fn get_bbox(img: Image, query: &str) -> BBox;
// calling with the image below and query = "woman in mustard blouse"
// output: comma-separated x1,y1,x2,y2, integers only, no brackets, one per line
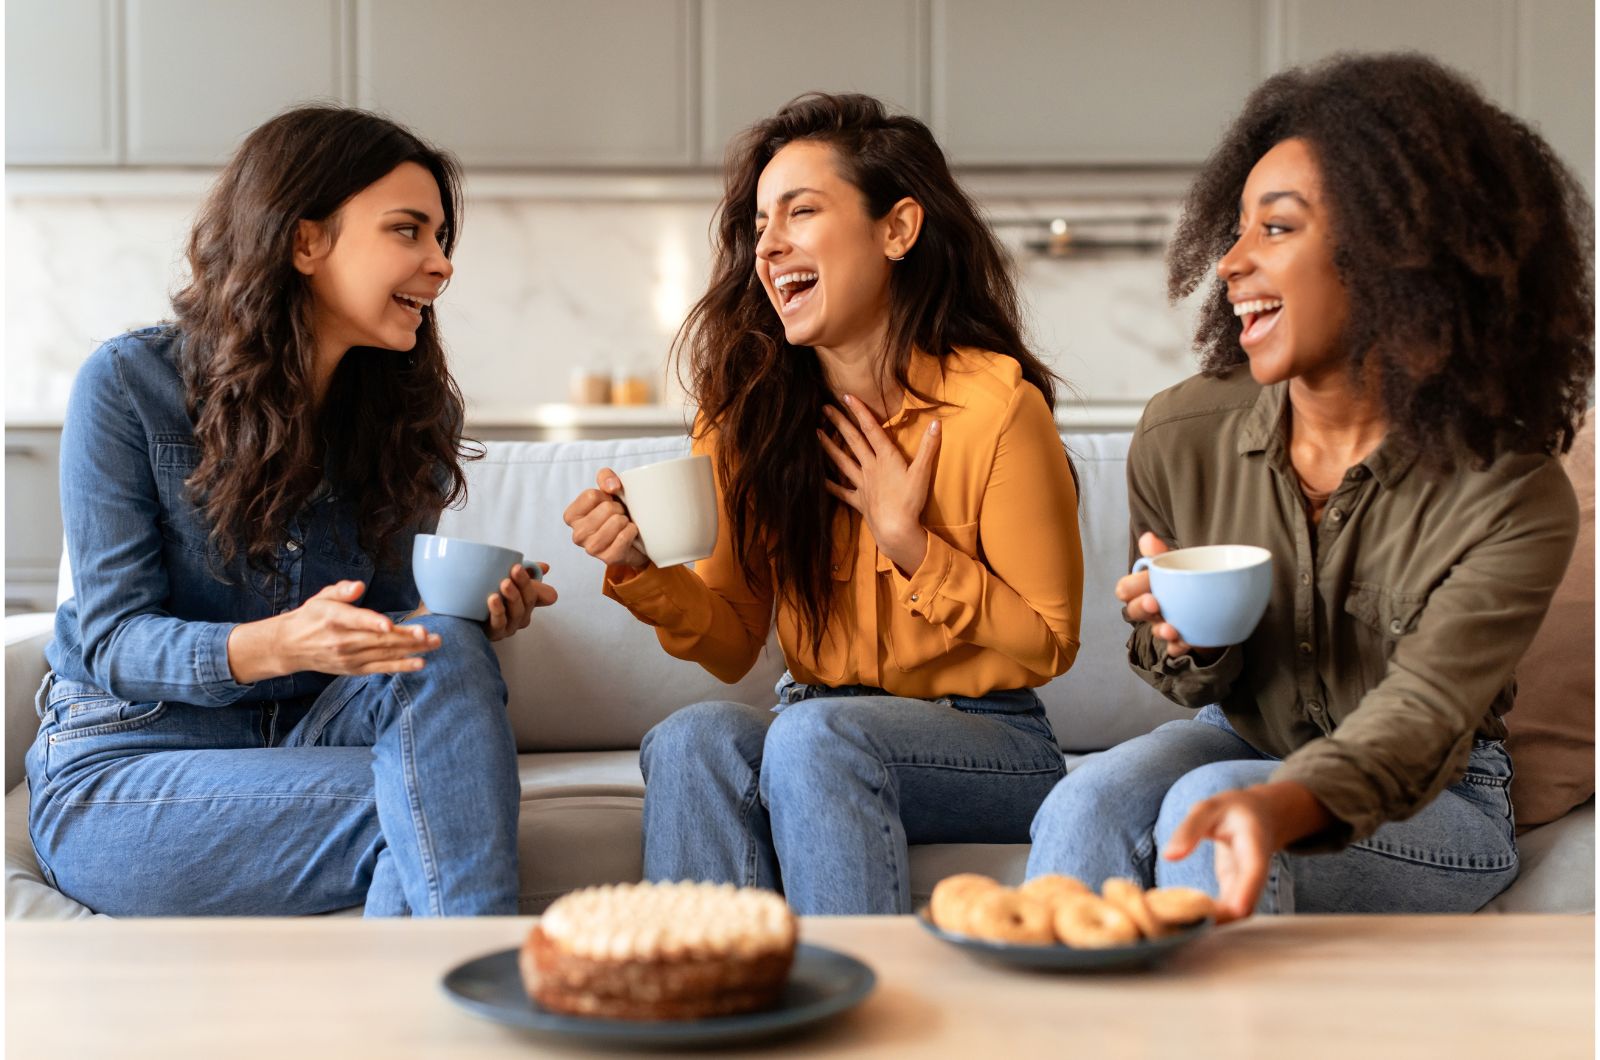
563,93,1083,914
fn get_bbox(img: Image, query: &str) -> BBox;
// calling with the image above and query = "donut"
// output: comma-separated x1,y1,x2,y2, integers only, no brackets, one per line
964,889,1056,945
1051,893,1141,949
928,873,1002,935
1018,874,1091,910
1101,877,1165,939
1145,886,1216,928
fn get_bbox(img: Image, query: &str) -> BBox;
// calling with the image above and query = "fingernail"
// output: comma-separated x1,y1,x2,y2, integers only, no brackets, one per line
607,478,619,490
928,421,939,435
843,394,853,404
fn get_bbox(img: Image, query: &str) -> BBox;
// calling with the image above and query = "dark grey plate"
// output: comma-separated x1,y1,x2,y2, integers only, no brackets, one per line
916,909,1212,971
440,942,875,1049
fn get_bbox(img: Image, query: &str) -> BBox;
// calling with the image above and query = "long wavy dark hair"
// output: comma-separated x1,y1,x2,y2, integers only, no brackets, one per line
676,92,1064,652
1168,52,1594,467
171,105,475,591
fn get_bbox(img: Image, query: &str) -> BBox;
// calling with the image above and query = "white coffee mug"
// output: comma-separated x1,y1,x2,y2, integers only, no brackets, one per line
617,454,719,568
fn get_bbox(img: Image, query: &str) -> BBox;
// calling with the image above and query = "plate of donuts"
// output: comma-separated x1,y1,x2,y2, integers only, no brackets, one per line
917,874,1214,971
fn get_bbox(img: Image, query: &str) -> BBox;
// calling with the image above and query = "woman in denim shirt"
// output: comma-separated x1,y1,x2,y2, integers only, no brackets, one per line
26,107,554,916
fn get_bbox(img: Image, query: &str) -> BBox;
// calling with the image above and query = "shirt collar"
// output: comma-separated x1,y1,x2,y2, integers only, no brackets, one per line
1236,378,1417,487
883,347,946,427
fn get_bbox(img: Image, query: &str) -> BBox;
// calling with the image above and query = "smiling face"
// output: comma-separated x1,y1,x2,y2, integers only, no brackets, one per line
296,161,454,354
753,140,907,352
1216,138,1350,387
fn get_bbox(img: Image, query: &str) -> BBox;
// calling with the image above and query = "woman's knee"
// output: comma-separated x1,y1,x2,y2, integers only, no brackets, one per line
408,614,505,692
640,700,765,773
761,698,886,788
1155,760,1275,838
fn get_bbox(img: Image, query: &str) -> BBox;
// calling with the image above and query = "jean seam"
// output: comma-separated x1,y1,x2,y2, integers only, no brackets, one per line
46,702,169,743
61,793,375,808
1350,837,1518,872
393,675,444,916
872,756,901,912
738,774,764,888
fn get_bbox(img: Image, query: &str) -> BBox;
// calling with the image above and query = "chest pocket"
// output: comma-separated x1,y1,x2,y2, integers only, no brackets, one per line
1342,582,1427,691
153,442,213,554
882,521,979,672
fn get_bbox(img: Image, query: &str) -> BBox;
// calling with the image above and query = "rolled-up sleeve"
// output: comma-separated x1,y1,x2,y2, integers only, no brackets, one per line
1123,413,1245,706
61,342,255,705
1275,457,1579,850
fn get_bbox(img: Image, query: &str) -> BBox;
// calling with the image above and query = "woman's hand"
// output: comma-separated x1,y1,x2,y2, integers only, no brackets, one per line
228,580,440,683
819,394,940,575
1161,780,1335,923
563,468,650,581
484,562,558,642
1116,532,1208,659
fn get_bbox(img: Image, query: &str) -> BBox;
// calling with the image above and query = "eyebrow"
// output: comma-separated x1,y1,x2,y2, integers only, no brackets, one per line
1238,190,1310,212
755,187,823,220
383,208,434,224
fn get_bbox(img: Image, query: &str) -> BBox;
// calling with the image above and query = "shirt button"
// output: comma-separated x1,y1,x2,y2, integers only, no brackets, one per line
1389,619,1405,635
1299,572,1311,586
1327,508,1343,522
286,540,301,552
1308,700,1323,715
831,564,839,572
1298,641,1313,656
910,593,920,603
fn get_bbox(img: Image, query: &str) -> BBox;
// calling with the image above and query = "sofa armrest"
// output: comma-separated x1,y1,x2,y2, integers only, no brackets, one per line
5,613,54,793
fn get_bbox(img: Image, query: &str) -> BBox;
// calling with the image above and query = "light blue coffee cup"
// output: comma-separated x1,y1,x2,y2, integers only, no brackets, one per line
1131,545,1273,648
412,533,539,622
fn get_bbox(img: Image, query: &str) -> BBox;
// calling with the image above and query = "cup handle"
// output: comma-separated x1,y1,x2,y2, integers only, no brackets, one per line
1131,557,1152,575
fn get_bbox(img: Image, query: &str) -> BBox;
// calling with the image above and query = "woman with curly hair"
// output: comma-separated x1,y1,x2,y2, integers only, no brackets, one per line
563,93,1083,914
1028,52,1591,920
26,106,556,915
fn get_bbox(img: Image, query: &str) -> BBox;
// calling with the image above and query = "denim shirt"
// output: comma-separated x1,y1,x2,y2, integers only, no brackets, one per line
47,326,432,706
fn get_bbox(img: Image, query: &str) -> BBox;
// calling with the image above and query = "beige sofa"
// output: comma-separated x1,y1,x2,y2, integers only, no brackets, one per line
6,432,1593,917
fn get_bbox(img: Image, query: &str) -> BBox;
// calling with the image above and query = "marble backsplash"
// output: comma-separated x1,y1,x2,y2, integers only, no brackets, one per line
4,181,1202,424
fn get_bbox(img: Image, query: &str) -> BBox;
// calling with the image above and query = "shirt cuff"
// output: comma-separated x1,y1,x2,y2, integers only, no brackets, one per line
603,564,690,626
1271,744,1375,853
893,530,954,620
196,622,256,706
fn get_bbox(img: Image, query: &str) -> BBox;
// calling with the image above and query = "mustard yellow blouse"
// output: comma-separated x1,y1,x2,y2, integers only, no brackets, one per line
604,348,1083,699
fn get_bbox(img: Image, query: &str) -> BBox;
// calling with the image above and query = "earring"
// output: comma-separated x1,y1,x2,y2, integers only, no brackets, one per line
887,253,905,262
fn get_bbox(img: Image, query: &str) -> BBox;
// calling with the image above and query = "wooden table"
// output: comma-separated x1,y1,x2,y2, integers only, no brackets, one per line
7,915,1593,1058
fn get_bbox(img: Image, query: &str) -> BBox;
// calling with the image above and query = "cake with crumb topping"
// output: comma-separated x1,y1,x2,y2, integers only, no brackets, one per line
520,881,798,1020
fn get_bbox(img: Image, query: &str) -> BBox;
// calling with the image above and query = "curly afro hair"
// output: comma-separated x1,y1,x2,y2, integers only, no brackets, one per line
1168,51,1593,467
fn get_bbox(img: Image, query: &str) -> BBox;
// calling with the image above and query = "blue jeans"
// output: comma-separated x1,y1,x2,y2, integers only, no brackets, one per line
1026,705,1519,913
25,614,520,917
638,674,1067,915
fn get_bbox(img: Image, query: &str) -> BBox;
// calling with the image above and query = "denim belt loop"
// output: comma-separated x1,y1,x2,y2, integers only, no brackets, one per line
34,670,56,720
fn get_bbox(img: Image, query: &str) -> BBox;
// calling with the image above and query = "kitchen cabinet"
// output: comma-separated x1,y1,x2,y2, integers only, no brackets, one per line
699,0,926,164
1516,0,1594,192
5,430,64,615
125,0,347,164
930,0,1264,165
1281,0,1512,99
4,0,119,164
356,0,695,167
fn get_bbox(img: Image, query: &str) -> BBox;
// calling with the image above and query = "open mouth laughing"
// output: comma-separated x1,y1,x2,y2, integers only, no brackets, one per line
1234,296,1283,347
772,270,819,315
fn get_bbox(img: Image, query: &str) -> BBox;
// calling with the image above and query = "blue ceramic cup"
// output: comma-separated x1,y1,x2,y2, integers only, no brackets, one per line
1131,545,1273,648
411,533,539,622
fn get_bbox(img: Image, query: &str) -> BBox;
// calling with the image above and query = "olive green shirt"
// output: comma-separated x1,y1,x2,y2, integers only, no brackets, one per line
1126,370,1578,851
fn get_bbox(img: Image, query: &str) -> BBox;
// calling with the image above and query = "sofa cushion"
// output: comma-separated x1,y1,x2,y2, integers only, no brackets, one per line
1504,413,1595,829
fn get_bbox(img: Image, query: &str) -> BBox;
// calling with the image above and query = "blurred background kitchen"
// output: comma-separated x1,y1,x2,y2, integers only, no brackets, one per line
5,0,1594,613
